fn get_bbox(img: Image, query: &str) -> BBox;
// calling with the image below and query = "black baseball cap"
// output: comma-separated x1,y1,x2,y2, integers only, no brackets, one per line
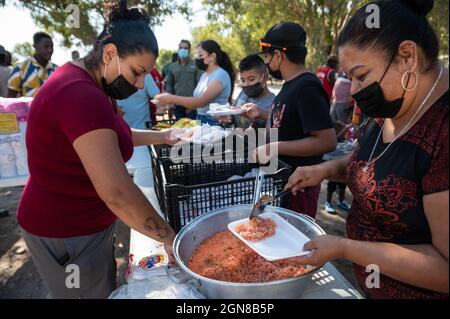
258,22,307,54
0,45,5,56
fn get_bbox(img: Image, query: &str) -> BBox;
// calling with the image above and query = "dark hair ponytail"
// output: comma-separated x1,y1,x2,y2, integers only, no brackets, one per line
199,40,236,103
337,0,439,72
85,0,158,70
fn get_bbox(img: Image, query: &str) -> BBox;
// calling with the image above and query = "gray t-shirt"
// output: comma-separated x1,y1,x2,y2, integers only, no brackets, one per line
233,90,276,128
193,67,231,115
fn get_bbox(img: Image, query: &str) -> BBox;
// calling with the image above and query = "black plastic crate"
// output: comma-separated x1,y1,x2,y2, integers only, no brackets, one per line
150,144,246,212
149,135,251,210
151,133,250,161
151,149,292,232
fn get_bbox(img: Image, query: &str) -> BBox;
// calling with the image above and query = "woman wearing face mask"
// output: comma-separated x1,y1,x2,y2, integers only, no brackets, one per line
16,0,179,299
285,0,448,298
155,40,235,125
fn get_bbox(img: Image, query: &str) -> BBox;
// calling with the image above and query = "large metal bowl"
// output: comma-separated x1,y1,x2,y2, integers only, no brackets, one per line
172,205,326,299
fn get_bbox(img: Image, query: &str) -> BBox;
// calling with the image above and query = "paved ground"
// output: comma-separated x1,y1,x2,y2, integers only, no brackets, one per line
0,181,363,298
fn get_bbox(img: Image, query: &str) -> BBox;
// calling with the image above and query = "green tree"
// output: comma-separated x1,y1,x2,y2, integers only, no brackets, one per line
191,22,247,70
429,0,449,61
2,0,191,48
12,42,34,64
156,48,176,72
202,0,449,70
202,0,369,69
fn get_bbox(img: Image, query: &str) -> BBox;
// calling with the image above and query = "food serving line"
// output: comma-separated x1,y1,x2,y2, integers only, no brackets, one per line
124,140,364,299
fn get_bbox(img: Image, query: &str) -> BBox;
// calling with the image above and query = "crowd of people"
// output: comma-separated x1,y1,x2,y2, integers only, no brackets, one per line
0,0,447,300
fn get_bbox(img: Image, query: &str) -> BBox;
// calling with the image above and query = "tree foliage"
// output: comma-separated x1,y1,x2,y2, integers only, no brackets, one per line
200,0,449,70
191,22,248,73
156,48,175,72
3,0,191,47
12,42,34,64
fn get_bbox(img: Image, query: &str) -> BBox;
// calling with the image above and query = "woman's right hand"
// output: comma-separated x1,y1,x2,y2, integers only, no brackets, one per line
285,164,329,195
161,232,177,265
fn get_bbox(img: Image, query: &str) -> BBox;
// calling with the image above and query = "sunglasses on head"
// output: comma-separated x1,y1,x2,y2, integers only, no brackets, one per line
259,40,288,52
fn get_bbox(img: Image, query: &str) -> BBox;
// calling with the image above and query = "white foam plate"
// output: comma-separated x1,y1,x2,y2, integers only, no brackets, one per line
175,129,230,145
207,109,246,116
228,212,311,261
150,99,160,104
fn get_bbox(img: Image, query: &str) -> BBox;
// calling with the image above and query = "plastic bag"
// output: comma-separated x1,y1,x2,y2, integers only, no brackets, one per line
0,134,18,177
0,98,32,178
109,267,205,299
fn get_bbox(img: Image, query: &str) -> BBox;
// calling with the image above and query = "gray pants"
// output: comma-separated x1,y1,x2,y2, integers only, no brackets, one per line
21,222,117,299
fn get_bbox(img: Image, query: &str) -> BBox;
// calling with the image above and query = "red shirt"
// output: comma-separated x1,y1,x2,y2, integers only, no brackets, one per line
150,68,163,92
17,63,134,238
149,68,164,122
316,65,334,100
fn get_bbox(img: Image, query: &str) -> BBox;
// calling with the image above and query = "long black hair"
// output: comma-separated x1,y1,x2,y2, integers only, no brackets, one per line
85,0,159,70
337,0,439,72
199,40,236,103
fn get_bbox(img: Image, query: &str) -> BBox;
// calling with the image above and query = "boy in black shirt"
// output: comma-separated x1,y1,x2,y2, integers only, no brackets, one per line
245,22,337,218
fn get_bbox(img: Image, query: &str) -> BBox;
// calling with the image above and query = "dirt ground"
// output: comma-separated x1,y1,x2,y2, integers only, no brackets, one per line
0,182,364,299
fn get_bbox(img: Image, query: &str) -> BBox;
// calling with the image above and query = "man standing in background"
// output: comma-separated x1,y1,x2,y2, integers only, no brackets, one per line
164,39,202,120
0,45,11,97
4,51,12,67
7,32,58,98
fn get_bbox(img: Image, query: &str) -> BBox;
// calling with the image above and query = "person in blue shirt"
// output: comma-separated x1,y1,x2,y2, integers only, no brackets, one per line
117,74,160,129
155,40,235,125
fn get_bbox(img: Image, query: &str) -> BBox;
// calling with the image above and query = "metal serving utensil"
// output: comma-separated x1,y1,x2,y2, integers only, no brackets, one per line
250,187,292,219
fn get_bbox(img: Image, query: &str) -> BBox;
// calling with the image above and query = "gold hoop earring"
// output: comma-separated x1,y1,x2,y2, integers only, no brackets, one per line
401,70,419,91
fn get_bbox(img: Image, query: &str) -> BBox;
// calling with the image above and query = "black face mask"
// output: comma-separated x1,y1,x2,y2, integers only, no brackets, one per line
102,56,137,100
242,75,265,98
266,54,283,80
195,57,208,71
352,55,408,118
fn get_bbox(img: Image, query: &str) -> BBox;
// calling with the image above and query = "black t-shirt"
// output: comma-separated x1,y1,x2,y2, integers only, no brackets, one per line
269,72,333,168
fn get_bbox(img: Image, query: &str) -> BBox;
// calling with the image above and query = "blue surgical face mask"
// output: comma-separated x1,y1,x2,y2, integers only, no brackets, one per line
178,48,189,59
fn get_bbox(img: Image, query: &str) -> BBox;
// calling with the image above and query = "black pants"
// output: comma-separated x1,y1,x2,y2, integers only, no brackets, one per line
327,181,347,196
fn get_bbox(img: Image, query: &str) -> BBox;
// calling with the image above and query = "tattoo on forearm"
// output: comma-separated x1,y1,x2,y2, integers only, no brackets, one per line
144,218,168,240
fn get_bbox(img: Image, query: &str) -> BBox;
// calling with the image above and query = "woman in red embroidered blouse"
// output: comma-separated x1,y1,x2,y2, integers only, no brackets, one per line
285,0,448,298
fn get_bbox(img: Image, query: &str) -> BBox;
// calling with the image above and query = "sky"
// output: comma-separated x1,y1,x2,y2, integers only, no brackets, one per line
0,1,207,66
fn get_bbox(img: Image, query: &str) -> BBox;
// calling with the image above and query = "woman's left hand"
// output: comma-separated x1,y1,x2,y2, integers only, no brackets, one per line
289,235,348,267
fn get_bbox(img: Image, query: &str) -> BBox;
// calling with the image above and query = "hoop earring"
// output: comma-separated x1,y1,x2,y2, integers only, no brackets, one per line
401,70,419,91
